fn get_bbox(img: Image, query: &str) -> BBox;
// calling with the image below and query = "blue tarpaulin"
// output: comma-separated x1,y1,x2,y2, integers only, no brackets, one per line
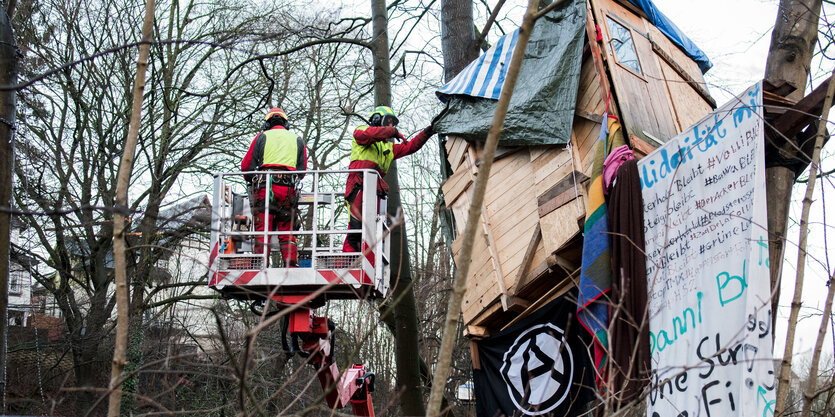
627,0,713,73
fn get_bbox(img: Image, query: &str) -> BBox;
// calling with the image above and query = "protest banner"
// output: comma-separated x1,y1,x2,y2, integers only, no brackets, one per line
473,291,595,416
639,82,775,417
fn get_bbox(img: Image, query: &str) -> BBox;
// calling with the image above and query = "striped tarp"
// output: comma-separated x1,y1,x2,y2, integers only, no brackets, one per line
435,29,519,101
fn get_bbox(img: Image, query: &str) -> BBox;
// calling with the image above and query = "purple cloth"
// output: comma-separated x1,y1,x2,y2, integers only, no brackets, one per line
602,145,634,196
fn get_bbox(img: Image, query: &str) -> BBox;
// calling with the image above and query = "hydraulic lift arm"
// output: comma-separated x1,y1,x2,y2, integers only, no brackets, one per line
280,297,376,416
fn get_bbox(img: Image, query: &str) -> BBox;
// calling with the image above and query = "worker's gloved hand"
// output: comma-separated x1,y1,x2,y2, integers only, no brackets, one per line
423,125,435,137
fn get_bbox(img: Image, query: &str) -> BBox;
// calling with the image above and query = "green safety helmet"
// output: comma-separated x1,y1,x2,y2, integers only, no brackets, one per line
368,106,399,127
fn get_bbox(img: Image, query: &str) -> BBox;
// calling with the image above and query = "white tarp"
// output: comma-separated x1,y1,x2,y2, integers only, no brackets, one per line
639,82,776,417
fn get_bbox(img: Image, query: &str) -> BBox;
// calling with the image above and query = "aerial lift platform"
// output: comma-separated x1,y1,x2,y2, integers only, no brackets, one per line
207,169,390,415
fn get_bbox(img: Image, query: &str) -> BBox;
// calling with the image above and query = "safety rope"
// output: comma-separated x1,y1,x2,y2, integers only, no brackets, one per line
568,141,580,201
16,118,47,412
0,117,15,130
0,39,19,409
26,219,47,411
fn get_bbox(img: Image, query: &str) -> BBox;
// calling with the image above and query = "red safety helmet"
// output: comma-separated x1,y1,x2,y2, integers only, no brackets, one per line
265,107,288,122
264,107,288,129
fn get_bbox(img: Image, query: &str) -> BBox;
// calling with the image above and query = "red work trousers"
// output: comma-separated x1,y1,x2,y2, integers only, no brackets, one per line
342,188,382,253
252,184,298,266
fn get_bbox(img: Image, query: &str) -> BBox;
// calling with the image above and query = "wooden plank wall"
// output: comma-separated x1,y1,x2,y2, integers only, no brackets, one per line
658,60,714,132
442,48,609,327
443,139,591,325
591,0,679,145
574,52,607,173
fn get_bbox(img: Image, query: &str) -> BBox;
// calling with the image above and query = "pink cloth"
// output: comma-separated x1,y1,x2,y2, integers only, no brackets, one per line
602,144,634,196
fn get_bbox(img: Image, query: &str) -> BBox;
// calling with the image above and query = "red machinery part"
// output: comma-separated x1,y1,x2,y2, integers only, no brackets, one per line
289,307,375,416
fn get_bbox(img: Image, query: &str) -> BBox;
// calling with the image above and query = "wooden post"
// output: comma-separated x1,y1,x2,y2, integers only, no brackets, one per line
0,9,16,413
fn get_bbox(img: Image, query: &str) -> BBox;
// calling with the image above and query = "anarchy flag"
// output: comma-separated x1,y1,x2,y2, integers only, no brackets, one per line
473,291,595,416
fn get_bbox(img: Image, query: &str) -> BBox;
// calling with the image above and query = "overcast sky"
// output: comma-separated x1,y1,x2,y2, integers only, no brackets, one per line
653,0,779,102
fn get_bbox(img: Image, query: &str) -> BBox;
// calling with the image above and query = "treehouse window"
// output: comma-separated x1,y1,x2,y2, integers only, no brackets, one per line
607,17,642,75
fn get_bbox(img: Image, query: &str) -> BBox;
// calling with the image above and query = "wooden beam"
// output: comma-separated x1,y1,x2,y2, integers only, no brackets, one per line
466,325,490,338
552,254,580,275
539,192,582,218
480,208,509,310
771,75,832,140
764,89,797,107
515,254,559,295
505,223,540,313
470,339,482,370
501,268,579,331
650,41,716,108
764,78,798,98
507,297,532,313
536,171,590,207
575,109,604,124
630,133,657,157
466,146,479,175
510,223,542,298
584,2,616,118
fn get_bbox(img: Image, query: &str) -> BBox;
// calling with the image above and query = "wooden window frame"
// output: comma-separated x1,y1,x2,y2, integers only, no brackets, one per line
605,14,647,82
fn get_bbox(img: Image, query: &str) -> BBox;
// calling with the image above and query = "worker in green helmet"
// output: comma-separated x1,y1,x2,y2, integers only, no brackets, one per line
342,106,435,252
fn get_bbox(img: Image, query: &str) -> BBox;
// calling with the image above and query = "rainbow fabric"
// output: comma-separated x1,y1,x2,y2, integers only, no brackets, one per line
577,114,625,387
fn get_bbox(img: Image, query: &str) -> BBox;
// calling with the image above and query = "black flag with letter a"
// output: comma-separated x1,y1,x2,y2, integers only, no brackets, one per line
473,290,595,416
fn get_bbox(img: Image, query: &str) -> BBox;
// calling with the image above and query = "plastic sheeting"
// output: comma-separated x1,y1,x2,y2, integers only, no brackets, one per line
626,0,712,73
433,0,586,147
436,29,519,101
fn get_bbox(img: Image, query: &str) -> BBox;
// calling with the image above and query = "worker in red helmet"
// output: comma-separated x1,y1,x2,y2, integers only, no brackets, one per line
342,106,435,253
241,107,308,266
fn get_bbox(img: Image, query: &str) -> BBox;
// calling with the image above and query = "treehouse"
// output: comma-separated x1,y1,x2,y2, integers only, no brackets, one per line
434,0,716,335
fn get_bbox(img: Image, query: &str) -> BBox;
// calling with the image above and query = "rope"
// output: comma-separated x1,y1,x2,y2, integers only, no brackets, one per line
26,226,47,412
16,118,47,412
0,110,12,413
0,117,14,130
568,141,580,200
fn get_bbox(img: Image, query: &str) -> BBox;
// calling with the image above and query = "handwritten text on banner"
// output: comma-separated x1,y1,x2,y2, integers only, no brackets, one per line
639,83,775,417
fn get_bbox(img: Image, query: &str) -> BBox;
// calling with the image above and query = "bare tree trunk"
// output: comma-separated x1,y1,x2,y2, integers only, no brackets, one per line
801,269,835,417
382,167,427,416
432,0,477,412
441,0,478,82
108,1,155,415
371,0,426,415
764,0,822,332
371,0,391,109
0,7,15,414
426,0,558,415
775,66,835,416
